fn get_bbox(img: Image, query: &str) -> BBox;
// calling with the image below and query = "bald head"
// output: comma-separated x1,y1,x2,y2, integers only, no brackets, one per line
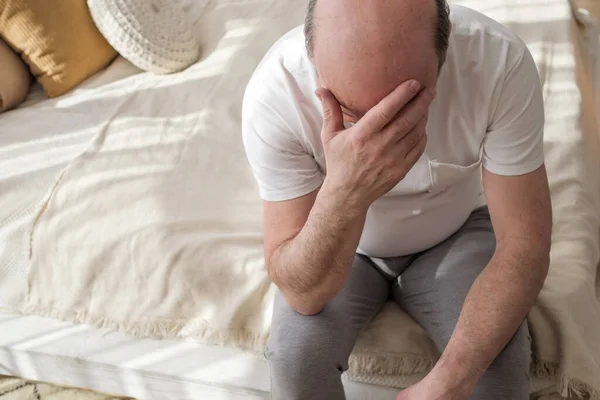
305,0,450,119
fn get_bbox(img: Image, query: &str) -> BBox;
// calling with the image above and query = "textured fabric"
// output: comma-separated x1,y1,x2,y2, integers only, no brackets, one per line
88,0,201,74
0,375,134,399
268,208,531,400
0,0,117,98
242,6,545,258
0,39,29,112
0,0,597,398
0,56,143,311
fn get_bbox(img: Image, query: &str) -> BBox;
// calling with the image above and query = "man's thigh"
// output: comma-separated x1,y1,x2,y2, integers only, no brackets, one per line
391,206,496,348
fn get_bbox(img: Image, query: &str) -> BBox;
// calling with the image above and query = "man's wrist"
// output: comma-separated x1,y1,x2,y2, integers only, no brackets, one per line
427,355,480,396
320,178,370,218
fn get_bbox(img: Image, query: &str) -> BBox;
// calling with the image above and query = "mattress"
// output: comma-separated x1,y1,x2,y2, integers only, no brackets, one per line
0,312,557,400
1,2,599,400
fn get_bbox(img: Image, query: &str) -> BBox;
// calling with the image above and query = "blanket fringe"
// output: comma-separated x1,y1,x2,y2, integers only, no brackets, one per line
18,304,269,354
532,355,600,400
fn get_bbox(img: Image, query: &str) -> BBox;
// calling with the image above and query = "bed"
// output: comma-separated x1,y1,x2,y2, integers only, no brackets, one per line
1,0,599,399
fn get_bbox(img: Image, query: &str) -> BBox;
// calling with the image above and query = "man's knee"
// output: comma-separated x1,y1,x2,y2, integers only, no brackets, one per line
266,293,351,399
267,310,346,372
266,317,347,400
472,322,532,399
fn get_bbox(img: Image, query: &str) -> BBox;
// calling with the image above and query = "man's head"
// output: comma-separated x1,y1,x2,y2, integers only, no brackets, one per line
305,0,450,123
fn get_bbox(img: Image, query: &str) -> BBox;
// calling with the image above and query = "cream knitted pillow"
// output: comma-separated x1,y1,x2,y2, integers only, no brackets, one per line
88,0,201,74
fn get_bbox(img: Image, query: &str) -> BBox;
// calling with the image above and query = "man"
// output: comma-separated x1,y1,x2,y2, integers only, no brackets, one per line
242,0,552,399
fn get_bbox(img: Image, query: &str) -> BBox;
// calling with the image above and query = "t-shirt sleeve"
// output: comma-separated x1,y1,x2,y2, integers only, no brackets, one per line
242,83,324,202
482,45,545,176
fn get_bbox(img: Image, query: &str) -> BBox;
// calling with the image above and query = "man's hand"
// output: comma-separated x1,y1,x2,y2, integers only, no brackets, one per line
316,80,434,212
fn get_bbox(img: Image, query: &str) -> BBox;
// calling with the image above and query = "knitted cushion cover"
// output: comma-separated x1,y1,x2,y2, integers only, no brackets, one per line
88,0,201,74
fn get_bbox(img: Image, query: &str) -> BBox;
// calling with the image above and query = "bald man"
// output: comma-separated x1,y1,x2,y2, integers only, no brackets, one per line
242,0,552,399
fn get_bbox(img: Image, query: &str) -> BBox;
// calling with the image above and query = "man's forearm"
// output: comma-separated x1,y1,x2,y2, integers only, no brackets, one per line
268,181,367,315
432,239,550,392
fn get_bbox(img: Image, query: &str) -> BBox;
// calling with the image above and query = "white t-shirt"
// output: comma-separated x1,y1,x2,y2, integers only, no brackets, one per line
242,5,545,258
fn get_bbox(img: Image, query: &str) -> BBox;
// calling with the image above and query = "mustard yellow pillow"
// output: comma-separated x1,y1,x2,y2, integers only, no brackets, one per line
0,0,117,98
0,38,30,112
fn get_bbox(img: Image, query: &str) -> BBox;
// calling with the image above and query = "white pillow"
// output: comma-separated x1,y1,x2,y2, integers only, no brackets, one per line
88,0,201,74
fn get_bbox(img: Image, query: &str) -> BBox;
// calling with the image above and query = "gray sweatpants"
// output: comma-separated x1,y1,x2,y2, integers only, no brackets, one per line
266,207,531,400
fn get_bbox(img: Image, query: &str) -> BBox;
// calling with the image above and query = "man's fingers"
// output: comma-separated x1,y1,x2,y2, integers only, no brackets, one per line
403,133,428,167
316,88,344,143
383,88,434,142
358,80,422,134
384,117,426,147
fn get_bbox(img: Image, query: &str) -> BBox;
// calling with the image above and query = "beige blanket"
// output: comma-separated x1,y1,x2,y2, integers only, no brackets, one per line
15,0,600,397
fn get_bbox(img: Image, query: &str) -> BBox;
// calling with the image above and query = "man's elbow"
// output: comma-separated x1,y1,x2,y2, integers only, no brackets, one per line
274,280,327,315
497,234,551,282
281,290,326,316
267,264,327,315
295,303,325,316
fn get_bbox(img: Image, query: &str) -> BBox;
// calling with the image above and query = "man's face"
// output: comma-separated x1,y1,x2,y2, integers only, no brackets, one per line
316,45,440,128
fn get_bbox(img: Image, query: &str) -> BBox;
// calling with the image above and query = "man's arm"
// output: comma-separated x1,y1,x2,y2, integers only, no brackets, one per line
264,81,433,316
430,165,552,394
263,187,367,316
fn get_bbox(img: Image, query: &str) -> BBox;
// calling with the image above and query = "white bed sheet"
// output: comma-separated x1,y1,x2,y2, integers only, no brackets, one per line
0,57,143,309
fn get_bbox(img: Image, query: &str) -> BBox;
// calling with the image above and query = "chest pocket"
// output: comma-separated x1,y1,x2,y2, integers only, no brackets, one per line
429,151,483,193
385,154,433,196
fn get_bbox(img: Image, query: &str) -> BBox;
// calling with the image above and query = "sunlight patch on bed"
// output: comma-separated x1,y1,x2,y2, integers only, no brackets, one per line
0,127,99,161
0,144,92,180
119,343,199,369
11,325,90,351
